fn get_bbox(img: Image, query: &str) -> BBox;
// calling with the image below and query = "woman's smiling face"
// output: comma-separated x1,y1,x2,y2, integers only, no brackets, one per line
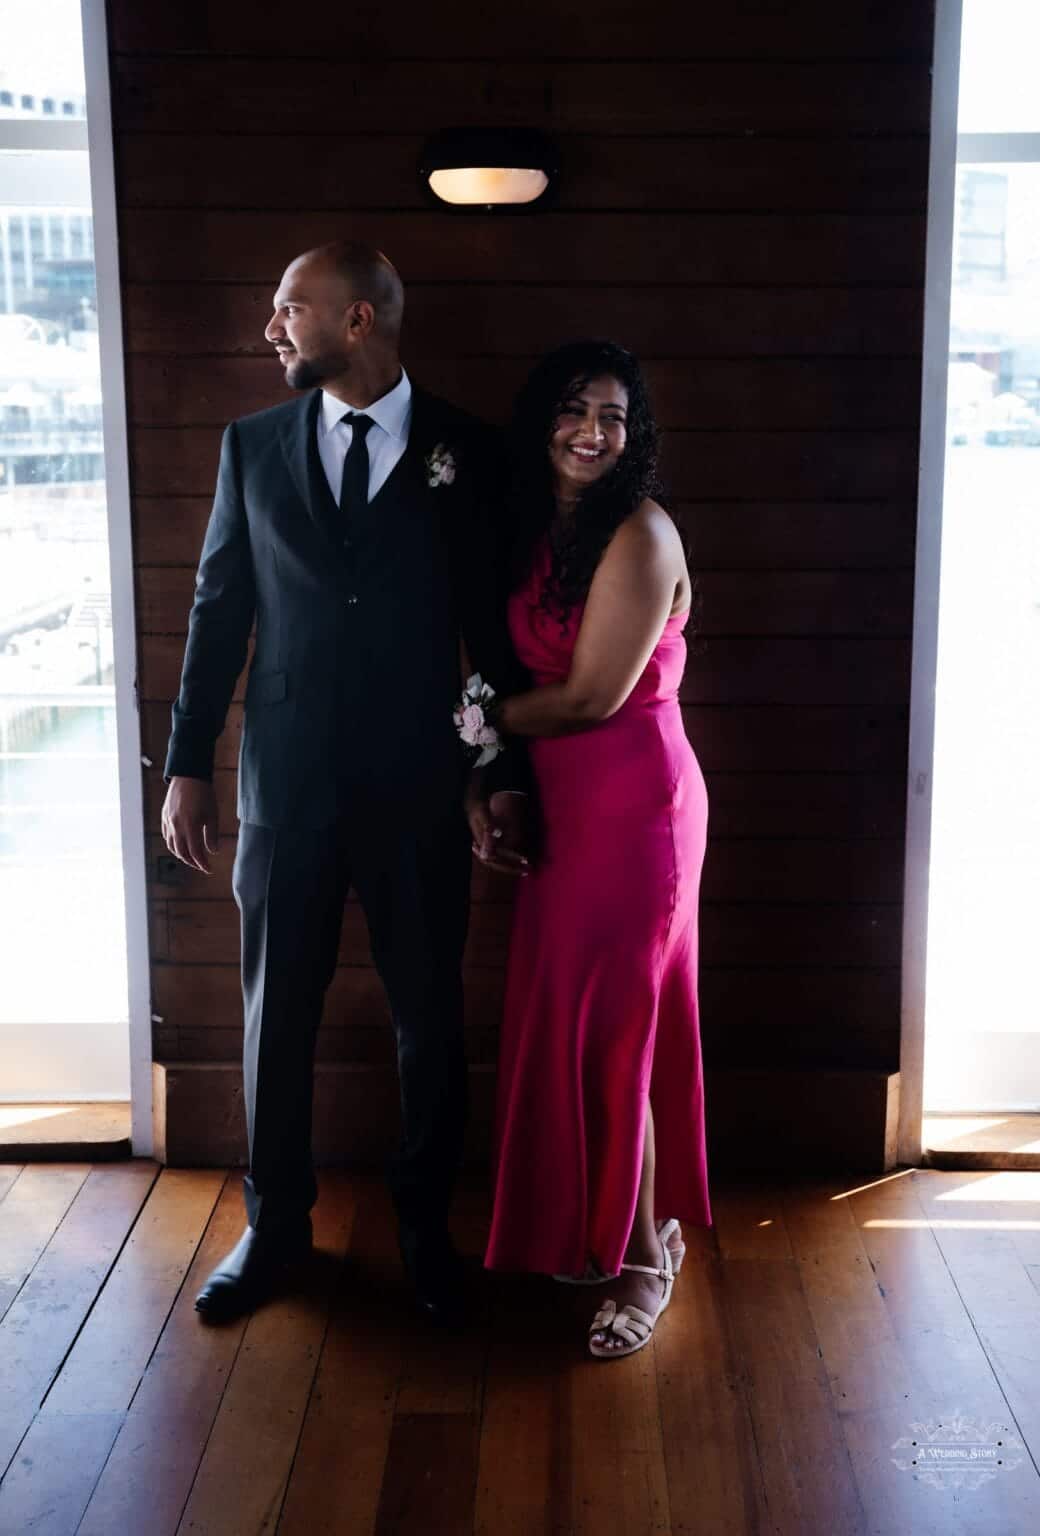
548,374,629,498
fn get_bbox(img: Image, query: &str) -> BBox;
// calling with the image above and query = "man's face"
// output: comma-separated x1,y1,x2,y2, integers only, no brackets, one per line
264,257,356,389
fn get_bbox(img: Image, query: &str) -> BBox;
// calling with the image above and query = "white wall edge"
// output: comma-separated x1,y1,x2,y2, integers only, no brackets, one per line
898,0,963,1166
80,0,154,1157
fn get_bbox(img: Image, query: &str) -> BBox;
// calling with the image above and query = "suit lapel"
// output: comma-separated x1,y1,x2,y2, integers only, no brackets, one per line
277,390,342,544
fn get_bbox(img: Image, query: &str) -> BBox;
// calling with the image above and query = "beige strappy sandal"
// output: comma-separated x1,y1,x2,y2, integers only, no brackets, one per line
588,1232,674,1359
555,1221,683,1286
656,1217,686,1274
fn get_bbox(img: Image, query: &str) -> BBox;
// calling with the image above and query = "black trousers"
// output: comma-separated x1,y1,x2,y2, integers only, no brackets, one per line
231,794,472,1238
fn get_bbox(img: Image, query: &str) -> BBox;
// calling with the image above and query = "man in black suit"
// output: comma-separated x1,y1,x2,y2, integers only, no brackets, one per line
161,241,528,1324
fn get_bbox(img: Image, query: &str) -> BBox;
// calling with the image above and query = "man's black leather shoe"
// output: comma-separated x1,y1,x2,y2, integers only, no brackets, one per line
194,1217,312,1321
398,1226,469,1328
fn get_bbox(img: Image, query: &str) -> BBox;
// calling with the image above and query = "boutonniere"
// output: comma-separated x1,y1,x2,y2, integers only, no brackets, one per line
453,674,504,767
425,443,456,488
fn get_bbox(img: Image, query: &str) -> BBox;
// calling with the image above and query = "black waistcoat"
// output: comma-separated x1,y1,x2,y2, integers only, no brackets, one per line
305,398,467,805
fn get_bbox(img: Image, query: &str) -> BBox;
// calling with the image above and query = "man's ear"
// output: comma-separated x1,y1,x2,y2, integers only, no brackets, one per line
347,299,377,337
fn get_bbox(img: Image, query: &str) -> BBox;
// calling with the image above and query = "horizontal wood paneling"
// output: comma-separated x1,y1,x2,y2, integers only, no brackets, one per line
136,566,914,639
107,0,934,60
150,1062,901,1173
143,767,909,842
139,698,908,777
702,967,902,1066
131,497,916,569
149,896,901,971
124,284,925,360
148,963,900,1071
117,136,930,215
683,503,916,570
125,355,922,432
142,829,903,907
112,57,931,137
118,209,926,286
137,633,911,707
129,425,919,499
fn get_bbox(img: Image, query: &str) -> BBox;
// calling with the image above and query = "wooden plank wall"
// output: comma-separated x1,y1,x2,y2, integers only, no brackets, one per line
108,0,934,1154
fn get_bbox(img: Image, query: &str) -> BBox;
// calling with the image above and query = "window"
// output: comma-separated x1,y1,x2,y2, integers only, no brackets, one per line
923,0,1040,1110
1,0,135,1100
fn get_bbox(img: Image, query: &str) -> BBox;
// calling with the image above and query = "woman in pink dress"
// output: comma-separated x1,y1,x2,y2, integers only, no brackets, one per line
475,340,712,1359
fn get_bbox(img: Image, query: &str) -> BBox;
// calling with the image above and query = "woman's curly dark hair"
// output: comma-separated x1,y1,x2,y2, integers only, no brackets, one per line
506,339,701,640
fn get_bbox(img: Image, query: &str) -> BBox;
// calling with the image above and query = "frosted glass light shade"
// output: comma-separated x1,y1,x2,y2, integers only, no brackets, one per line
428,166,549,205
419,128,557,213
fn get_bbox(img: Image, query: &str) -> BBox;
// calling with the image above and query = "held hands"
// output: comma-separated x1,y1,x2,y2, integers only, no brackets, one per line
161,776,220,874
465,785,531,877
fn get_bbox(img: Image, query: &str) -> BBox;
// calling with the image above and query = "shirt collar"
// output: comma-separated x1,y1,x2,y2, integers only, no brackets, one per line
319,366,412,442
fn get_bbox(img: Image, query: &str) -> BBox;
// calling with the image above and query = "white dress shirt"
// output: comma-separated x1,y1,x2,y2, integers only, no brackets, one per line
316,367,413,505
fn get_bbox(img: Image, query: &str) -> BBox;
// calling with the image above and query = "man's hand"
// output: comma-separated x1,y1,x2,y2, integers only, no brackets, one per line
465,784,530,877
161,775,219,874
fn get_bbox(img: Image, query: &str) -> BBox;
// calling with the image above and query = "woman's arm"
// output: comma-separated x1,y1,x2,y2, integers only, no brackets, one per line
498,503,683,739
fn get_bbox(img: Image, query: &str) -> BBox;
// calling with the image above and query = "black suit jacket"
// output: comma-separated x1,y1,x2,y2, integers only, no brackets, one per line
164,382,530,827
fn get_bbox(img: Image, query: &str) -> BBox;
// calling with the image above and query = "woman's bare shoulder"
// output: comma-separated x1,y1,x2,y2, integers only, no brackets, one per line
610,499,685,570
615,500,690,611
634,497,681,540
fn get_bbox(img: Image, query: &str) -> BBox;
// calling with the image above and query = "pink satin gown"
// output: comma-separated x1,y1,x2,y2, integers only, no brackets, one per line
483,539,713,1279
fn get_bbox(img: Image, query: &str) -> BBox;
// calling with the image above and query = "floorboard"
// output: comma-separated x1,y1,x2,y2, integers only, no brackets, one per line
711,1182,868,1535
0,1167,24,1206
1,1165,1040,1534
0,1165,91,1325
847,1169,1040,1532
654,1224,765,1536
374,1413,479,1536
275,1182,401,1536
77,1175,247,1536
172,1173,355,1536
0,1162,158,1485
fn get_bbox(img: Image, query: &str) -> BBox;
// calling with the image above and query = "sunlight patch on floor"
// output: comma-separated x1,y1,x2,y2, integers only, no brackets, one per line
0,1104,78,1130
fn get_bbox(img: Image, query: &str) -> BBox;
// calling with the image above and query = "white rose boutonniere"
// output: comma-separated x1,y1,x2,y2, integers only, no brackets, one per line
425,442,456,488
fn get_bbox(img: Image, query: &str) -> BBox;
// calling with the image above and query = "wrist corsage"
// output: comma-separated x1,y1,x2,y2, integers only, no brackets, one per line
454,673,504,767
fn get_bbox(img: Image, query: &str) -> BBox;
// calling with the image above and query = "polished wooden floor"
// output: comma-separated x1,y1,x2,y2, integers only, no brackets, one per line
1,1162,1040,1535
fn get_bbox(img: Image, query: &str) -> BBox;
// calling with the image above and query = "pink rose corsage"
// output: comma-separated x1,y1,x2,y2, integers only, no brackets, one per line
453,674,504,767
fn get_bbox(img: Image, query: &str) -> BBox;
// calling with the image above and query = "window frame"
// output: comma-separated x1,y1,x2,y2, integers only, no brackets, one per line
899,0,964,1162
79,0,152,1152
0,4,151,1146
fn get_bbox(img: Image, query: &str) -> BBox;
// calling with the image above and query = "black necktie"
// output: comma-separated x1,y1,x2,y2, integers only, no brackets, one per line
338,412,375,545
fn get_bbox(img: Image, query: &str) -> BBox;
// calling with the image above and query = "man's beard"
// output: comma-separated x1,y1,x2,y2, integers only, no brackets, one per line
283,351,346,391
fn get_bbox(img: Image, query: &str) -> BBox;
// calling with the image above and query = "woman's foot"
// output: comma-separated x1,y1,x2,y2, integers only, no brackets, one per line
588,1234,673,1354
